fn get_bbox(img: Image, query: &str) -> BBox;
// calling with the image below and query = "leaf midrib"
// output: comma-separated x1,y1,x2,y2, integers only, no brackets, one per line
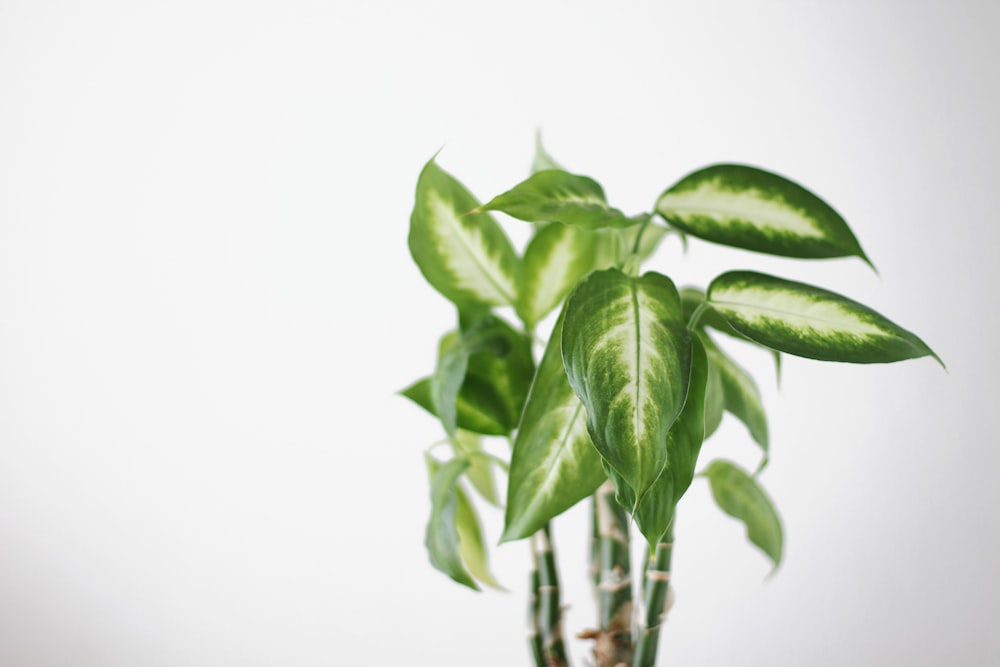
442,200,515,304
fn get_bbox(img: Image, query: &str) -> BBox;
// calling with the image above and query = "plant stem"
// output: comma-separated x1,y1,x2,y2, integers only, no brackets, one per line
581,480,633,667
533,524,570,667
633,523,675,667
528,566,545,667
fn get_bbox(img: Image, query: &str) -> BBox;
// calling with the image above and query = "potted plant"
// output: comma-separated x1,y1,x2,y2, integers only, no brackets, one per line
400,136,941,667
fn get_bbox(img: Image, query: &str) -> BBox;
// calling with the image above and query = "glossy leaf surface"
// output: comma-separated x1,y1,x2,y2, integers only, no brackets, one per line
479,170,640,230
656,164,871,265
703,459,783,570
425,457,478,590
517,222,599,329
409,158,519,310
503,314,605,542
708,271,941,365
562,269,691,503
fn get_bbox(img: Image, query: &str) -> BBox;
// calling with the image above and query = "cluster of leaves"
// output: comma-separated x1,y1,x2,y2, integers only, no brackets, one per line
402,138,940,591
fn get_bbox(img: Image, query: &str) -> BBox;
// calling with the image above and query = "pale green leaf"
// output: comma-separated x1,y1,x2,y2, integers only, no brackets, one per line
703,459,783,570
656,164,872,266
562,269,692,503
425,457,478,590
454,430,499,506
455,484,503,589
478,170,641,230
707,271,942,365
502,312,605,542
409,158,519,310
703,353,725,439
516,222,599,328
531,131,563,174
701,333,769,453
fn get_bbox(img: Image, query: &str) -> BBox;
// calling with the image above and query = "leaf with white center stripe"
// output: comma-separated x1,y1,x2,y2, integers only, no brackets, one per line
656,164,872,266
516,222,599,329
701,332,769,454
703,459,783,570
562,269,692,504
478,170,642,230
502,312,605,542
409,158,519,310
707,271,942,365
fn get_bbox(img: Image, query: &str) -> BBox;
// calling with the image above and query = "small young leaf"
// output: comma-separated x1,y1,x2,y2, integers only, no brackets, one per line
562,269,692,503
454,430,499,506
409,158,519,310
479,170,642,230
701,333,769,453
425,457,479,590
703,459,783,570
656,164,872,266
531,131,563,174
708,271,942,365
455,484,503,589
503,312,605,542
517,222,600,329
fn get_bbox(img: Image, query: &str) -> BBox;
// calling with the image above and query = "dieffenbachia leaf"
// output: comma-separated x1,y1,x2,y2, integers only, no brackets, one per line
623,221,670,262
409,158,519,310
502,312,605,542
425,457,478,590
655,164,872,266
612,336,710,548
517,222,599,329
462,315,535,432
478,170,641,230
400,377,507,436
703,353,725,439
454,430,499,506
562,269,692,503
531,131,563,174
707,271,942,365
455,483,503,589
701,333,769,454
703,459,783,570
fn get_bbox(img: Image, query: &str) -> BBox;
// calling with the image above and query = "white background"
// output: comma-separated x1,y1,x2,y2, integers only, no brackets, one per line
1,1,997,665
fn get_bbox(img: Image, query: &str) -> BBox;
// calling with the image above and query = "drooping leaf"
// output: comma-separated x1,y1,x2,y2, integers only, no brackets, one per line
561,269,692,503
502,313,605,542
478,170,642,230
700,333,769,453
703,459,783,570
409,158,519,310
425,457,478,590
517,222,599,329
454,430,499,506
707,271,942,365
455,483,503,589
655,164,872,266
400,377,507,436
621,336,710,548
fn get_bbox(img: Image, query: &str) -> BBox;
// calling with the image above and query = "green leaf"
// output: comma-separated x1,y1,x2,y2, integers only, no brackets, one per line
531,131,563,174
656,164,872,266
455,483,503,589
623,221,670,262
707,271,942,365
454,430,499,506
425,457,478,590
701,333,769,453
462,315,535,432
502,312,605,542
703,354,725,439
408,157,519,310
562,269,692,503
400,377,507,436
517,222,599,328
703,459,783,570
618,336,710,548
478,170,641,230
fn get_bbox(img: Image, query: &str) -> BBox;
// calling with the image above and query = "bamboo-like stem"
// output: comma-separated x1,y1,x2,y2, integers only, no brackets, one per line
528,567,545,667
580,480,633,667
532,525,570,667
632,523,675,667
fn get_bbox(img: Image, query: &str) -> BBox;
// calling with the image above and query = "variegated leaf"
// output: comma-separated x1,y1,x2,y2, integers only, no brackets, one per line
707,271,942,365
656,164,872,266
409,158,519,310
701,333,769,453
454,430,499,506
517,222,599,329
703,459,783,570
562,269,692,503
478,170,641,230
502,313,605,542
455,483,503,589
425,457,478,590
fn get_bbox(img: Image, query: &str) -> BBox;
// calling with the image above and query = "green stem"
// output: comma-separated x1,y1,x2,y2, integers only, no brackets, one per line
533,525,570,667
633,523,675,667
581,481,633,667
529,566,545,667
